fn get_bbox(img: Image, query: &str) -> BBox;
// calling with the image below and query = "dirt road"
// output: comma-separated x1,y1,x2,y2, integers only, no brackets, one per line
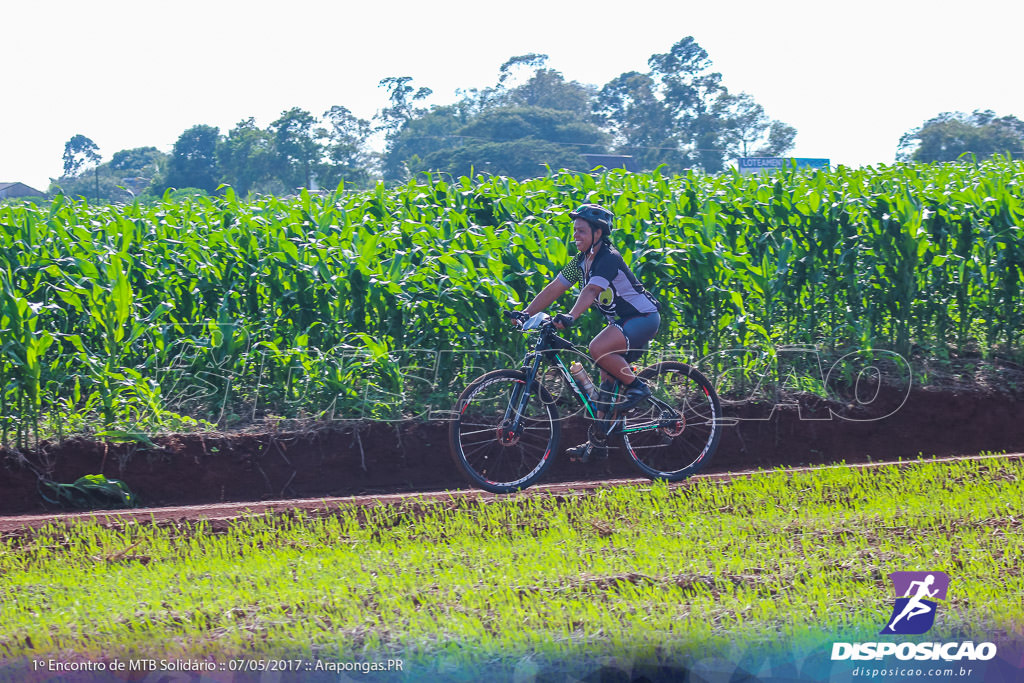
2,452,1019,533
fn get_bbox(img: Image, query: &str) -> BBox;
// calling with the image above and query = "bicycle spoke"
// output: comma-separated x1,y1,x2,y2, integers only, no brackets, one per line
450,370,559,492
458,428,499,439
621,364,721,480
461,439,500,459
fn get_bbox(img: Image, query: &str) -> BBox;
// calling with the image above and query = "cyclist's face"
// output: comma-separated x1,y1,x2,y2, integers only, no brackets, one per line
573,218,597,251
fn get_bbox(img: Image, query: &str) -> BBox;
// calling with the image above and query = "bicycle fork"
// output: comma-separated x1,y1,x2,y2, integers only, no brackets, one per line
499,352,544,445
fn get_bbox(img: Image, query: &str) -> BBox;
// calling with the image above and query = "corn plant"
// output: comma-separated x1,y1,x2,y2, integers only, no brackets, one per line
0,158,1022,442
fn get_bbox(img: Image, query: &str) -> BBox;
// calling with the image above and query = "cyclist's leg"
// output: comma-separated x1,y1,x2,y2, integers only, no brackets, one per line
590,313,662,382
595,376,617,417
593,315,663,378
589,324,634,386
595,313,661,411
568,315,660,461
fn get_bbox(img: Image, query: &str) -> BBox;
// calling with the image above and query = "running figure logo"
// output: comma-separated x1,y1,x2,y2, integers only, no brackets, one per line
882,571,950,635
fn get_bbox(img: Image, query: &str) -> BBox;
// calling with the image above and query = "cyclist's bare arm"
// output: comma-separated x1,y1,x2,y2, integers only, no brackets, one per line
567,284,602,321
524,277,570,315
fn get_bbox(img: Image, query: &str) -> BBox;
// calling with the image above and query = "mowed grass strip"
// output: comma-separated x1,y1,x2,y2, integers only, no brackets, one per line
0,457,1020,669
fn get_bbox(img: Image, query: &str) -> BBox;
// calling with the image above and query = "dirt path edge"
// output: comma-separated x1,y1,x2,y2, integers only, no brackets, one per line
1,384,1021,518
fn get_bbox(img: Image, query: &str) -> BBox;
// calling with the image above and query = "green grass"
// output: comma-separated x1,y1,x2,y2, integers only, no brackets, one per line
1,457,1020,678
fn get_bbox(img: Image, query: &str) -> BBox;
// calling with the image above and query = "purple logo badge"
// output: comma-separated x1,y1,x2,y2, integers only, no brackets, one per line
882,571,950,635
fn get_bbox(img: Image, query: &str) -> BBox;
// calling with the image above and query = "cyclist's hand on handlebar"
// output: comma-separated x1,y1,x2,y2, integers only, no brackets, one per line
553,313,575,330
504,309,530,327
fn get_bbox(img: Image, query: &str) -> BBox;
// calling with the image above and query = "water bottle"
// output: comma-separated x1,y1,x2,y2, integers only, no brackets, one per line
569,361,598,401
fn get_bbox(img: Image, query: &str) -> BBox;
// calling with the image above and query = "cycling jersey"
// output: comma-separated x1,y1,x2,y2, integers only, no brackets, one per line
556,246,660,323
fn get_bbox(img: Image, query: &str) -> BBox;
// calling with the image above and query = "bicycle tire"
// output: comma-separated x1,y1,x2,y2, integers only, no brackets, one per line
449,369,560,493
620,361,722,481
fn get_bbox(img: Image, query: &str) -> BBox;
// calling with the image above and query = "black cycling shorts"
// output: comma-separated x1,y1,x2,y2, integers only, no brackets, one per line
611,312,661,362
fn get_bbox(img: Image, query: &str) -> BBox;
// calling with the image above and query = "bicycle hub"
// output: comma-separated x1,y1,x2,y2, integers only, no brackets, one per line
497,421,522,446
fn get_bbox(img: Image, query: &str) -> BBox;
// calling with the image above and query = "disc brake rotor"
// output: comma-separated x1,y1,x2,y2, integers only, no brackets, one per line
496,421,521,446
658,410,685,437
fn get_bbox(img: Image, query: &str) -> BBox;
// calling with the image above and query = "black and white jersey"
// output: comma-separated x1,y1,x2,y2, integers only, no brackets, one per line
557,246,660,323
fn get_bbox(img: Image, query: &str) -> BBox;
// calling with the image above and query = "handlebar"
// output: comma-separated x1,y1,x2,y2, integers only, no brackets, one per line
504,310,579,355
505,310,554,332
505,310,575,334
503,309,530,323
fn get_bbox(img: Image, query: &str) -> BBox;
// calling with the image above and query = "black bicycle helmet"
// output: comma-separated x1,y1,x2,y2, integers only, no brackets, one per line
569,204,614,236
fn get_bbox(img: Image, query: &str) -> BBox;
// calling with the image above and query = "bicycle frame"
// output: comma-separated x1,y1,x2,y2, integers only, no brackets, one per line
501,313,674,442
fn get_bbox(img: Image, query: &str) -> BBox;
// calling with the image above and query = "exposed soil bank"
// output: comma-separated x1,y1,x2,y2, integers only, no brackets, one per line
1,385,1022,516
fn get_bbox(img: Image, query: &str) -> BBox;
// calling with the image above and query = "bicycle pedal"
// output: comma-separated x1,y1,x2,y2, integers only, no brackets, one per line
566,440,607,464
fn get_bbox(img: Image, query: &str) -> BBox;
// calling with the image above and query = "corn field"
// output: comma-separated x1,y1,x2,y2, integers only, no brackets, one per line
1,158,1022,447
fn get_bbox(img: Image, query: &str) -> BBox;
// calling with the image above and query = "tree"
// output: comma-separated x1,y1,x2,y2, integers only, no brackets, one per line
377,77,434,180
162,124,221,193
377,77,434,133
594,37,730,173
62,134,102,201
376,41,795,180
502,68,595,113
457,107,606,147
422,138,588,179
379,60,601,181
595,71,683,171
595,37,796,173
217,118,281,196
378,104,472,178
218,108,374,195
649,36,727,172
421,107,608,179
52,145,167,202
760,121,798,157
270,108,324,190
497,53,549,87
715,92,796,158
62,134,101,177
110,146,163,172
458,55,595,118
648,37,723,118
318,105,375,188
897,110,1024,162
109,146,166,196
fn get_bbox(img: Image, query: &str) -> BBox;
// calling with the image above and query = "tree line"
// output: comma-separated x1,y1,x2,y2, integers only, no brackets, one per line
52,37,798,201
56,105,373,201
51,36,1024,202
897,109,1024,162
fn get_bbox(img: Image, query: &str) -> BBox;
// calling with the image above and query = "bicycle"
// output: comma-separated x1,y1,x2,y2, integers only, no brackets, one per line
448,311,723,493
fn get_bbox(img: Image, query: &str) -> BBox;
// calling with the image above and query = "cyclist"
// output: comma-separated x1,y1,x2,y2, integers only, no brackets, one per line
519,203,661,462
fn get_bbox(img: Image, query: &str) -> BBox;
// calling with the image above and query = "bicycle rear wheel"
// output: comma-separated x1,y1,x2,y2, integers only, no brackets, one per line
620,361,722,481
449,369,560,493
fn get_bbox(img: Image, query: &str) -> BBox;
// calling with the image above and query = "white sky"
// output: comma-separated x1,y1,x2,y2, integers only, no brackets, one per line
3,0,1023,191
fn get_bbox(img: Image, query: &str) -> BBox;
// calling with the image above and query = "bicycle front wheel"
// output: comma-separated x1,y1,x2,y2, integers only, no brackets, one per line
620,361,722,481
449,369,560,493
